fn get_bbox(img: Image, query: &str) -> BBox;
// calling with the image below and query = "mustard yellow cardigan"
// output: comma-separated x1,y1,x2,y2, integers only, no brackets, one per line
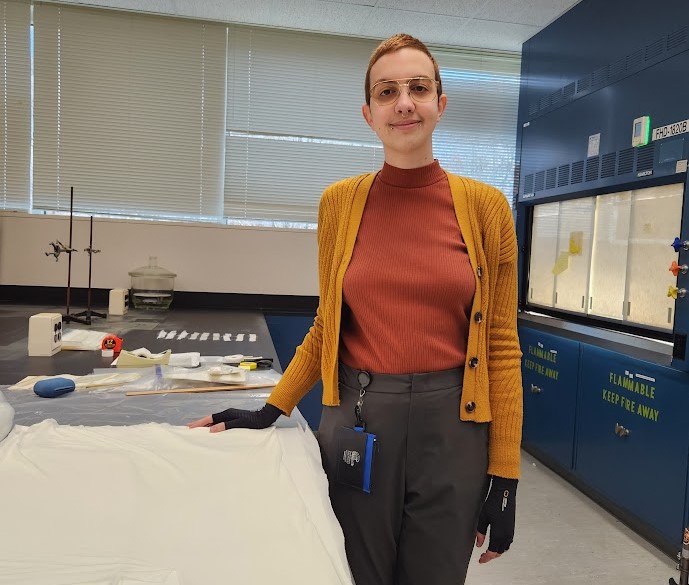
267,171,523,479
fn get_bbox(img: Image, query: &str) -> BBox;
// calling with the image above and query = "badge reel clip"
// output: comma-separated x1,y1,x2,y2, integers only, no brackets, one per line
335,371,378,494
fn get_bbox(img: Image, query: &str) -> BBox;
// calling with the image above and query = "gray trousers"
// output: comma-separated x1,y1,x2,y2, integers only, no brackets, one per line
318,363,489,585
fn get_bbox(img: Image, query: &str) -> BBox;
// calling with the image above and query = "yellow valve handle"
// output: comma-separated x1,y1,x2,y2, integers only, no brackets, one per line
668,285,679,299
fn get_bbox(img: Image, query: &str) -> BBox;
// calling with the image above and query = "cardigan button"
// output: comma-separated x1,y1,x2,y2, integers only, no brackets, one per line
477,266,483,278
469,357,479,368
474,311,483,323
465,401,476,413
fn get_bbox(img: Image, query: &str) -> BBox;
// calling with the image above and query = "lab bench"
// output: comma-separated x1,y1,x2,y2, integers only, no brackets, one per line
0,304,295,426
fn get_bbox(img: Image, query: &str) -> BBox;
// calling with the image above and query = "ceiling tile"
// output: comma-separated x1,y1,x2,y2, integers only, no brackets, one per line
315,0,376,5
355,6,472,46
48,0,581,52
455,19,541,52
473,0,582,27
373,0,484,18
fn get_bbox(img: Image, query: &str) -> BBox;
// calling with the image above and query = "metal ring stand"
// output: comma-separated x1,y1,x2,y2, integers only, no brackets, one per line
44,186,106,326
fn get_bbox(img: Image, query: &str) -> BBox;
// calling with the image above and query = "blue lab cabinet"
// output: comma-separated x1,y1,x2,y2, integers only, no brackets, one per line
264,313,323,430
520,324,689,551
519,327,579,469
575,345,689,544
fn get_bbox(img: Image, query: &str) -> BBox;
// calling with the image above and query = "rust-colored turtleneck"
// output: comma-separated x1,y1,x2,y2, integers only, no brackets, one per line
339,160,475,374
267,167,523,478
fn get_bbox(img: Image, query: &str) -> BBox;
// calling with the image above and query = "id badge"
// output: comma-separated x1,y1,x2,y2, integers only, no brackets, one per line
334,425,377,494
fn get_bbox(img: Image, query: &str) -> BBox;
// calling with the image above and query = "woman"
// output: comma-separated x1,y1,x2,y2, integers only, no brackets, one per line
189,33,523,585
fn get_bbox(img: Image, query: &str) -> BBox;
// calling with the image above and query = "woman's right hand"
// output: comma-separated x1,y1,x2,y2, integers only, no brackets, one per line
187,403,284,433
187,414,215,429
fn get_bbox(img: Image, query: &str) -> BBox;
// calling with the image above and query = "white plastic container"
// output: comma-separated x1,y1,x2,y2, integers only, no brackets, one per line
128,257,176,310
28,313,63,356
108,288,129,316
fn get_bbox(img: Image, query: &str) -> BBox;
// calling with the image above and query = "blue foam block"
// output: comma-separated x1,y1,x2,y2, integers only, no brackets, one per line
34,377,76,398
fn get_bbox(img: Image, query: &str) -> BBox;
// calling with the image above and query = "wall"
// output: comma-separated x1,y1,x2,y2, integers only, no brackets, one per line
0,212,318,296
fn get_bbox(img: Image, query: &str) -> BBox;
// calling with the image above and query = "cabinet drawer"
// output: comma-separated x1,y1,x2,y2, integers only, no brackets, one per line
576,345,689,542
519,327,579,468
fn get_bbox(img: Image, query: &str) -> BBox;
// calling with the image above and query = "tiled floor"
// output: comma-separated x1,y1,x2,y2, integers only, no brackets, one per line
466,450,674,585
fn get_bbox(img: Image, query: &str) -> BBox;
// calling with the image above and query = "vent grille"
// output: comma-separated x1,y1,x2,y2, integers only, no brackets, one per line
563,82,575,99
636,143,655,172
557,164,570,187
645,37,665,61
523,143,660,198
577,74,591,93
586,156,600,182
546,168,557,189
618,148,634,174
609,57,626,78
571,161,584,184
527,26,689,119
592,65,608,86
627,48,643,70
524,174,534,193
601,152,616,178
668,26,688,50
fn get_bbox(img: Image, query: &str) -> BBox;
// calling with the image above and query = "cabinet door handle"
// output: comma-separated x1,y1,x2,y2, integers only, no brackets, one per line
530,383,542,394
614,423,631,438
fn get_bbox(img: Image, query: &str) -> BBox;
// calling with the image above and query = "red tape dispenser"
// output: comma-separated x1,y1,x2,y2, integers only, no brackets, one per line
101,334,123,358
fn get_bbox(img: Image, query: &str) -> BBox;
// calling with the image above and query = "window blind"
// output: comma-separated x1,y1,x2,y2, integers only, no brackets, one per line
32,3,226,219
20,5,519,225
224,27,381,223
224,28,520,223
433,49,521,201
0,0,30,210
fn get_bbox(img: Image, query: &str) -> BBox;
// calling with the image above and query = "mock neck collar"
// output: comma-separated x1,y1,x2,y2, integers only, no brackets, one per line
378,160,445,188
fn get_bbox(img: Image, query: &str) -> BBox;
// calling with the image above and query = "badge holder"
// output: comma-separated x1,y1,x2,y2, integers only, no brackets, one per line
335,371,378,494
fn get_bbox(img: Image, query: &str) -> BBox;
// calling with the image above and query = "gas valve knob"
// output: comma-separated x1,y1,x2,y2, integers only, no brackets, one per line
670,261,688,276
668,286,687,299
671,237,689,252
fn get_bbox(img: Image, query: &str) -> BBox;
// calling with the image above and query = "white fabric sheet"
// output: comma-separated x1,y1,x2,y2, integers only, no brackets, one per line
2,557,181,584
0,391,14,441
0,420,353,585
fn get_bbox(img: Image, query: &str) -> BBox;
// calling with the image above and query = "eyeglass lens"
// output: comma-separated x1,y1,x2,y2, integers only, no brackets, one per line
370,77,437,105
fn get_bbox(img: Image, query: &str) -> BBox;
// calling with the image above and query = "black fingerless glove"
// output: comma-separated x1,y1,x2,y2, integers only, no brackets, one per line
211,403,284,430
476,476,518,554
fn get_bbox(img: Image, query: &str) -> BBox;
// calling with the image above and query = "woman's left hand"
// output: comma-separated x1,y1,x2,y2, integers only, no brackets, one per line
475,476,518,563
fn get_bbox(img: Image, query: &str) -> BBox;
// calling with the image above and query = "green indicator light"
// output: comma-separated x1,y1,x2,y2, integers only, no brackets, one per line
632,115,651,147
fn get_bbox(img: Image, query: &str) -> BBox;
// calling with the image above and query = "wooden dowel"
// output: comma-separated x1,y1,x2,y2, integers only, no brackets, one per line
125,382,276,397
